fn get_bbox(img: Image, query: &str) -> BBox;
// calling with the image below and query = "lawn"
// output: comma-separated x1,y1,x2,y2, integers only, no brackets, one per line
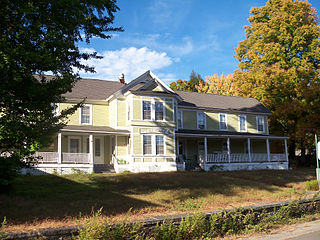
0,168,317,232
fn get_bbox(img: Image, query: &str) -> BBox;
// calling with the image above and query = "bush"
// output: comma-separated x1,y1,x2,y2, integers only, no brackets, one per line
306,180,319,191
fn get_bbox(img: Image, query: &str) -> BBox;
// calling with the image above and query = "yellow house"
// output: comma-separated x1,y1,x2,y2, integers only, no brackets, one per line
31,71,289,174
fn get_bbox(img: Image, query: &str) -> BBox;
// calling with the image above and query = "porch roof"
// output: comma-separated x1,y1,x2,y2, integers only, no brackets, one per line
61,125,130,135
175,129,289,139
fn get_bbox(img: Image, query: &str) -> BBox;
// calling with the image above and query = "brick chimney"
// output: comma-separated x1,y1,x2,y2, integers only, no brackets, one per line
118,73,125,84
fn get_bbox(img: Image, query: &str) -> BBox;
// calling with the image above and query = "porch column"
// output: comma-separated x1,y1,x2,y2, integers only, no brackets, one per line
284,138,288,162
266,138,271,162
89,134,94,164
227,137,231,163
204,137,208,163
248,138,252,162
58,133,62,164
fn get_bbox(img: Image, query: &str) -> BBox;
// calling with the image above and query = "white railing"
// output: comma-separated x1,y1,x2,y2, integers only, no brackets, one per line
62,153,90,164
207,153,229,163
251,153,268,162
34,152,59,163
270,154,287,161
230,153,249,162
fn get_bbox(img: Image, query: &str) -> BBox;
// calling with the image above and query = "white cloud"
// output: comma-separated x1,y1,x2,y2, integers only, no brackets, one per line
78,47,174,82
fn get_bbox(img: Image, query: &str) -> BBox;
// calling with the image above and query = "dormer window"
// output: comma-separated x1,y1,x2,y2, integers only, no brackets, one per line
143,101,151,120
256,116,265,132
80,104,92,124
219,113,228,130
239,115,247,132
155,102,164,121
197,112,206,129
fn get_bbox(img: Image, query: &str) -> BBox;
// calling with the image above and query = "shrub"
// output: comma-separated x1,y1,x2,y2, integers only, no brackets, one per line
306,180,319,191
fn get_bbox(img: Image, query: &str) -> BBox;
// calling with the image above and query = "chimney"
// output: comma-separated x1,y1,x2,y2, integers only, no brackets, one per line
118,73,125,84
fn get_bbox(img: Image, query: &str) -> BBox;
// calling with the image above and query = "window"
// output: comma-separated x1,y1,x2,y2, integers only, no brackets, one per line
156,135,164,155
143,101,151,120
51,103,59,116
177,110,183,128
257,116,265,132
197,112,206,129
95,138,101,157
70,138,80,153
155,102,164,120
143,135,152,155
80,105,91,124
219,114,227,130
239,115,247,132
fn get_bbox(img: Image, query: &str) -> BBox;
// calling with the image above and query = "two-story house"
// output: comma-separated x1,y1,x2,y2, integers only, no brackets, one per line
27,70,289,174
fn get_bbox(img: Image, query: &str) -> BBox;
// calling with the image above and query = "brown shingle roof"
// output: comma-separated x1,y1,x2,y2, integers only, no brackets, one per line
176,91,271,114
62,78,124,100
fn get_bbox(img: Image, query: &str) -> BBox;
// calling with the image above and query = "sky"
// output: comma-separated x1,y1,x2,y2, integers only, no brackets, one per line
78,0,320,84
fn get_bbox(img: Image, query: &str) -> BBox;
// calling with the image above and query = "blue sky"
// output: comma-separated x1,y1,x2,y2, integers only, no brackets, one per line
79,0,320,84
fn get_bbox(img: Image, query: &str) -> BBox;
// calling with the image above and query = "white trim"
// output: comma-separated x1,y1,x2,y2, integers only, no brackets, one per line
238,115,247,132
219,113,228,131
58,133,62,164
197,111,206,130
115,99,118,127
61,129,129,135
79,104,92,125
149,70,176,94
247,138,252,162
266,116,269,135
175,133,289,139
177,109,183,129
256,116,265,133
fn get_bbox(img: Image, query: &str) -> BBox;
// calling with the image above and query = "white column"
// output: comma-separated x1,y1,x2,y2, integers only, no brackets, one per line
284,138,288,162
227,137,231,163
204,137,208,163
89,134,94,164
248,138,252,162
266,138,270,162
57,133,62,164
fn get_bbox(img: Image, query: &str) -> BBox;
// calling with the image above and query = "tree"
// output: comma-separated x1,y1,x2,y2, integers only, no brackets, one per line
0,0,122,187
196,73,236,96
233,0,320,162
170,70,203,92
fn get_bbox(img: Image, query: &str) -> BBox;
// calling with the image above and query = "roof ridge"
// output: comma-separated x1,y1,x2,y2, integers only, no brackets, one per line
38,74,121,84
175,90,257,100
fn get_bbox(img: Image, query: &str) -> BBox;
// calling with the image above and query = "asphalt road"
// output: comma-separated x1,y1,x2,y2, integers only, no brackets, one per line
245,220,320,240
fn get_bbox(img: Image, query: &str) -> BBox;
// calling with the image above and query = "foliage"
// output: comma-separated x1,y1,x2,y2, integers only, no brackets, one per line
0,217,6,240
306,179,319,191
170,70,204,92
0,0,122,187
196,73,236,96
73,199,318,240
233,0,320,155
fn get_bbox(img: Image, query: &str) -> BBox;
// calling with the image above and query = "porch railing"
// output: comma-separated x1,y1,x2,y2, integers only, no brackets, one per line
206,153,287,163
62,153,90,164
34,152,59,163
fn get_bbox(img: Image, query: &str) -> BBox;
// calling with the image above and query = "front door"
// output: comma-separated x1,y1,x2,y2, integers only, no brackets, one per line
94,136,104,164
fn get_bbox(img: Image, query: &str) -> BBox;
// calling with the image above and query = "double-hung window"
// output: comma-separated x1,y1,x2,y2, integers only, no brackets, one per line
256,116,265,132
177,110,183,128
80,105,91,124
197,112,206,129
143,135,152,155
155,102,164,121
239,115,247,132
219,113,228,130
156,135,164,155
143,101,151,120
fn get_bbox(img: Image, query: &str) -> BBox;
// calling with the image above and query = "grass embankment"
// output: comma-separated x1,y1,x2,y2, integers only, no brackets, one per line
0,168,316,232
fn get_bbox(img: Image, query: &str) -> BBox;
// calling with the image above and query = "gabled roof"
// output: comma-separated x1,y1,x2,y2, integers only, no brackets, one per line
176,90,271,114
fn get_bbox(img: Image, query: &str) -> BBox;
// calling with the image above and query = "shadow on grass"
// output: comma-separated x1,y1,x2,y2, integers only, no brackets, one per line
0,169,312,225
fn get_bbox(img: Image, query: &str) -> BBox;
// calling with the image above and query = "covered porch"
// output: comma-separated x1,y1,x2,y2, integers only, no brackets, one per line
176,130,289,171
27,125,129,174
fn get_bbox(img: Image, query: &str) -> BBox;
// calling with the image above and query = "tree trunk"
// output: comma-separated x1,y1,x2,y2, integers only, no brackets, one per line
300,138,306,166
289,139,296,165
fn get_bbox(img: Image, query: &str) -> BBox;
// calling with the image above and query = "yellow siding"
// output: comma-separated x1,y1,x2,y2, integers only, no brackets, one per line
227,114,238,131
165,102,173,122
144,158,152,162
206,112,219,130
60,103,79,125
117,100,127,127
116,136,127,156
156,158,165,162
104,136,111,164
183,111,197,129
134,158,142,162
133,100,141,120
166,136,175,156
92,104,109,126
133,134,142,155
109,100,116,128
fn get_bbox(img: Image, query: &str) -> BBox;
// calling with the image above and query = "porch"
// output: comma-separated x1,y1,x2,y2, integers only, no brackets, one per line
176,131,289,171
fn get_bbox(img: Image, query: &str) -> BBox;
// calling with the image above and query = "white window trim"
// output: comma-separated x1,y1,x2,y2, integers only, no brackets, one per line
256,116,265,133
219,113,228,131
141,98,166,122
177,109,183,129
68,136,82,153
141,134,166,156
197,111,206,130
238,115,247,132
79,104,92,125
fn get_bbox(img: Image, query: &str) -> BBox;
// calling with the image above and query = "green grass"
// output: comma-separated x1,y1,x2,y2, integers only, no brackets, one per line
0,168,316,232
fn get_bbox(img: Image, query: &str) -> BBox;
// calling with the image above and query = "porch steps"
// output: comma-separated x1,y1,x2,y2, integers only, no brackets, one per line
93,164,115,174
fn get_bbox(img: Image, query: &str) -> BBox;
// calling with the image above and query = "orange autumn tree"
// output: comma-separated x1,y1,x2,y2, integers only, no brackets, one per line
196,73,236,96
233,0,320,161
